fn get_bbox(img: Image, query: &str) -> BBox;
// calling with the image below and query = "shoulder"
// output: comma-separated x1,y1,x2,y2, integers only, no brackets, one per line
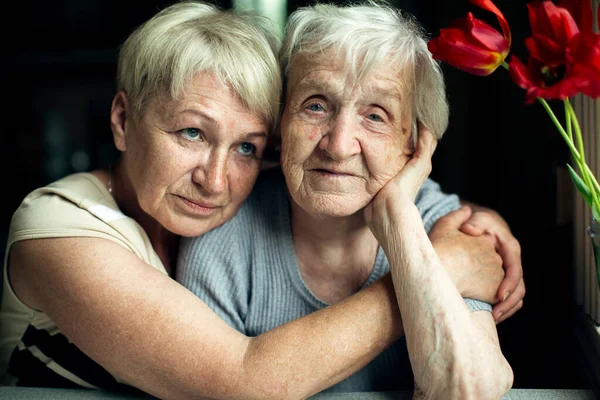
10,173,116,234
8,172,163,269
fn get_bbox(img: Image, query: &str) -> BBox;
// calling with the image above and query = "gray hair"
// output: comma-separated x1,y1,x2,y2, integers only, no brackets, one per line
280,0,448,140
117,0,282,133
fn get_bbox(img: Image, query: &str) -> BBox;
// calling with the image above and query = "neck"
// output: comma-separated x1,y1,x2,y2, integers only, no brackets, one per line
290,198,379,304
112,162,179,276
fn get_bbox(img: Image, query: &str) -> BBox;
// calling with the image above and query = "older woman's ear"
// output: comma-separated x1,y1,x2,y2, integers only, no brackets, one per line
110,91,130,152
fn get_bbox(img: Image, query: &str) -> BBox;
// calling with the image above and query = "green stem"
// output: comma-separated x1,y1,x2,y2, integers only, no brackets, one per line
500,62,600,215
569,101,587,168
537,98,581,158
566,101,600,215
563,99,590,183
564,99,573,143
584,163,600,195
561,100,600,194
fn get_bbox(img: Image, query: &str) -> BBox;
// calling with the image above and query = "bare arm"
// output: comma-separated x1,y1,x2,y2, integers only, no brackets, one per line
384,207,512,399
7,212,511,399
364,129,513,399
9,237,400,400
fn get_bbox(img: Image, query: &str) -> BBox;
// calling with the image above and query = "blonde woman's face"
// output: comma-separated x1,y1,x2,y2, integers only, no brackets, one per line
121,73,268,237
280,52,414,217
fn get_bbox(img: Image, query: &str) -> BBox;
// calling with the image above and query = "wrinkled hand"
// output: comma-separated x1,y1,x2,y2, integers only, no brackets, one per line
430,206,504,304
461,210,525,324
364,125,436,240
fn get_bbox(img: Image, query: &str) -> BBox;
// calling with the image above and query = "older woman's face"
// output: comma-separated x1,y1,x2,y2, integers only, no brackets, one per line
118,73,268,236
280,52,414,217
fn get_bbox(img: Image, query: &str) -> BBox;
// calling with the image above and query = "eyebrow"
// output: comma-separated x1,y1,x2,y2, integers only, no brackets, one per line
294,77,335,94
177,109,268,138
294,77,403,105
177,109,219,127
242,131,268,140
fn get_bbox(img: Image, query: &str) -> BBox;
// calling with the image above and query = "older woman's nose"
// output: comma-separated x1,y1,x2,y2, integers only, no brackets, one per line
319,112,361,161
193,153,228,195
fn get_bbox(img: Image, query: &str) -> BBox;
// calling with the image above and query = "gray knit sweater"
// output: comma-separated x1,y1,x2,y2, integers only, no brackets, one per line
177,168,491,393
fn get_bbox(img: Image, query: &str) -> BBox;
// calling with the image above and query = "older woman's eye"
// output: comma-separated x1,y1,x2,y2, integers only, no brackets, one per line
237,142,256,156
180,128,203,141
306,103,325,112
367,113,383,122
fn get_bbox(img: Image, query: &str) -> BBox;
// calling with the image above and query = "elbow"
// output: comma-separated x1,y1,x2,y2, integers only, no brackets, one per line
456,350,514,400
238,380,308,400
423,349,513,400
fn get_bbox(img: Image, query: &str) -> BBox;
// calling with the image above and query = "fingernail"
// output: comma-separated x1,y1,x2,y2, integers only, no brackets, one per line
502,291,510,302
495,311,504,320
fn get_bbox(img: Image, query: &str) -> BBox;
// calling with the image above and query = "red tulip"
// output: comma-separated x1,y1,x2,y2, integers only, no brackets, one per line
508,56,579,103
428,0,511,76
558,0,594,33
525,1,580,67
567,31,600,98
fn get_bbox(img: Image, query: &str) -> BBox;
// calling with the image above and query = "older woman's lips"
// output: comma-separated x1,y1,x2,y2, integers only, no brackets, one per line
313,168,354,177
177,196,220,215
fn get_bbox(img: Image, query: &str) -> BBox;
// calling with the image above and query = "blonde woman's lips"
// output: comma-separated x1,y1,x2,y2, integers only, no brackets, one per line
177,195,220,215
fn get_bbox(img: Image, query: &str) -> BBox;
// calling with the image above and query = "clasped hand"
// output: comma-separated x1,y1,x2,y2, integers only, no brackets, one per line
365,124,524,323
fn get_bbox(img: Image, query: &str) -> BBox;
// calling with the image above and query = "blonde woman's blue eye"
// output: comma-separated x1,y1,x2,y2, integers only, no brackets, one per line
182,128,202,140
367,114,383,122
307,104,324,112
237,142,255,156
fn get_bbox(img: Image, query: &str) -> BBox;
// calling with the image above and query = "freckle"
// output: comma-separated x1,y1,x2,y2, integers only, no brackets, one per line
307,132,318,141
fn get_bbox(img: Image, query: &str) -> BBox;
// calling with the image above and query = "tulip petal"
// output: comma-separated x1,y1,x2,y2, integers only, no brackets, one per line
559,0,593,34
568,32,600,73
449,13,509,52
470,0,511,44
528,1,579,45
431,29,505,75
508,56,533,90
526,34,566,66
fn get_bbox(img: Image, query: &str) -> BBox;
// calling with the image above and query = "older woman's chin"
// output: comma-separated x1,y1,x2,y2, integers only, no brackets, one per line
293,195,373,219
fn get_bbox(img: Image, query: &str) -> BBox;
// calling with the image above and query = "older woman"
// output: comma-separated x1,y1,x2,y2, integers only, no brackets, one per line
1,1,518,399
179,1,514,398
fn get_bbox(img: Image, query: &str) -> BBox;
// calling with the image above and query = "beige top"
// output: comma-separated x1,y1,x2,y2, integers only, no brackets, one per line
0,173,166,388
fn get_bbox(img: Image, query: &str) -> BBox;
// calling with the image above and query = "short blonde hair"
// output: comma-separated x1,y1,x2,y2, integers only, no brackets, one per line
117,0,282,133
280,0,448,140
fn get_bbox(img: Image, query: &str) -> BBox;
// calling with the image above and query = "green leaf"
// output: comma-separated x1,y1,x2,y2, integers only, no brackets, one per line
593,203,600,222
567,163,595,209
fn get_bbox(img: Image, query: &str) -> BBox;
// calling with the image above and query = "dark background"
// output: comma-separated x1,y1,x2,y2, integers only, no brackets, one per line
0,0,587,390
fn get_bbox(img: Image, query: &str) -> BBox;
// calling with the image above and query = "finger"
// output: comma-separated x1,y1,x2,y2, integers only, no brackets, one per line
493,278,525,321
458,211,491,236
495,236,523,302
495,299,523,324
459,221,486,236
397,125,437,200
435,205,473,230
417,122,437,158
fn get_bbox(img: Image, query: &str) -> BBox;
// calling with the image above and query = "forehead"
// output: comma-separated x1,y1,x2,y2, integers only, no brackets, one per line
150,72,267,128
286,51,405,102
